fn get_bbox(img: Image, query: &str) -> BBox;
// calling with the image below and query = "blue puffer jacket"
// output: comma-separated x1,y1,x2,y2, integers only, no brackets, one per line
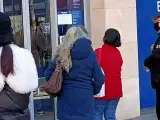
44,38,104,120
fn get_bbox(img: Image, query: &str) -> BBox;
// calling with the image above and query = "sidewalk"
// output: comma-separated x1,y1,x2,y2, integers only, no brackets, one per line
35,108,158,120
131,113,157,120
131,108,157,120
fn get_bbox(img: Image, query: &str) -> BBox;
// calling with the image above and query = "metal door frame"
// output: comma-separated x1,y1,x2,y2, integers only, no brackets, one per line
84,0,91,38
21,0,34,119
0,0,3,12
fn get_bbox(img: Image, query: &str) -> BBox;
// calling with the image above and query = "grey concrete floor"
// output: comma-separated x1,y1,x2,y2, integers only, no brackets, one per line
35,108,158,120
35,112,54,120
131,108,157,120
131,113,157,120
35,114,158,120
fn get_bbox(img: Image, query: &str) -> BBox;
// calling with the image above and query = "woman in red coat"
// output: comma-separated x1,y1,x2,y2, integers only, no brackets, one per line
94,28,123,120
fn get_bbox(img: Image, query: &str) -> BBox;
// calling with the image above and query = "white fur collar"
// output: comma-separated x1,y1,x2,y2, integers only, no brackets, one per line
0,44,38,94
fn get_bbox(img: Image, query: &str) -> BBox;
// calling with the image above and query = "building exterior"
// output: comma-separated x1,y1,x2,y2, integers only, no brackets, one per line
0,0,159,120
91,1,140,120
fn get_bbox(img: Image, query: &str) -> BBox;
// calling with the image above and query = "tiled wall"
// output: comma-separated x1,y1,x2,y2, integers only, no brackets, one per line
90,0,140,119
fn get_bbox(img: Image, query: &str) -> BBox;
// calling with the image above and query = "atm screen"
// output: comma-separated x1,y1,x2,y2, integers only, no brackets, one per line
58,11,72,25
57,0,84,45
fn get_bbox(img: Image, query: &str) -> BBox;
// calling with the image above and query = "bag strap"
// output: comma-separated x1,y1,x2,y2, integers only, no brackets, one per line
55,62,63,71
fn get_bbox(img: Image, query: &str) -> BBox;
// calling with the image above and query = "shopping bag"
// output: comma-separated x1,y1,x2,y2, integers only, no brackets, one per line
94,68,105,98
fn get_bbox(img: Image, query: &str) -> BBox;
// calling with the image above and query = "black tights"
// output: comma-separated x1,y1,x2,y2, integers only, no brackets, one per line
156,88,160,120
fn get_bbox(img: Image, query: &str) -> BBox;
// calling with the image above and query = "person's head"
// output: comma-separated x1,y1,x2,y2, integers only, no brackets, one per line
103,28,121,47
0,12,15,77
153,15,160,32
37,21,44,26
56,26,88,72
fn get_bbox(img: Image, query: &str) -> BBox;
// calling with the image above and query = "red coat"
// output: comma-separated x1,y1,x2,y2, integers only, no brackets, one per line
95,44,123,100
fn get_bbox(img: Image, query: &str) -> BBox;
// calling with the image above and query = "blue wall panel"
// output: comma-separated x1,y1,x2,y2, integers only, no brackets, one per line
136,0,158,108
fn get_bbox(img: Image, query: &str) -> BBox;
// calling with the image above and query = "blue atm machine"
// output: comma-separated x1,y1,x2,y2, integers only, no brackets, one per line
57,0,84,44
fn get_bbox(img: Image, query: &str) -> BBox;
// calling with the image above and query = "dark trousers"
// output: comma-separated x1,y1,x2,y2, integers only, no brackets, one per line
156,88,160,120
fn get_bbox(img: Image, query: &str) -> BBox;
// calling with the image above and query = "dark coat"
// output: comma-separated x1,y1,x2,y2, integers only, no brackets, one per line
0,45,38,120
144,33,160,88
0,85,30,120
31,32,45,66
44,38,105,120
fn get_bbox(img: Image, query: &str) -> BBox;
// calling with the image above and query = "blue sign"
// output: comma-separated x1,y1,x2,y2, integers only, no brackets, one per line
72,0,83,10
57,11,72,15
136,0,158,109
72,10,83,25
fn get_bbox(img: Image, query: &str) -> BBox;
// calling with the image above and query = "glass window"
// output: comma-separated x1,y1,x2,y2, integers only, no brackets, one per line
29,0,54,119
3,0,24,47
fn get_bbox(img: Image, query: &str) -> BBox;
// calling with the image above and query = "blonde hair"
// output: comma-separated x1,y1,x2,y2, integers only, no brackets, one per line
55,26,88,72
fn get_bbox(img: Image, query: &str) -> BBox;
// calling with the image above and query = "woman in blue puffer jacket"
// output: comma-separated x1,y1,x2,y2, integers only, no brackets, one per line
44,26,104,120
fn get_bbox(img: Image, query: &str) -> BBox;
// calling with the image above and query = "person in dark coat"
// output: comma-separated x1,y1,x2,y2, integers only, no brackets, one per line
144,15,160,120
44,26,105,120
0,12,38,120
31,21,45,67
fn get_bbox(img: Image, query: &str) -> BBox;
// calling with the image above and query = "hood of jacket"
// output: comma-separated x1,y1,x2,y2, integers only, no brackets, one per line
0,44,38,94
71,38,92,60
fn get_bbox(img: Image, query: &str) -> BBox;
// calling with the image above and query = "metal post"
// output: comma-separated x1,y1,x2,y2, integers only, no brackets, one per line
83,0,91,38
22,0,31,50
0,0,3,12
50,0,58,57
49,0,58,120
22,0,34,120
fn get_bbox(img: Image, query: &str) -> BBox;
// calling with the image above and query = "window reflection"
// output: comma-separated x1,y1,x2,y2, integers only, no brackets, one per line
4,0,24,47
29,0,53,116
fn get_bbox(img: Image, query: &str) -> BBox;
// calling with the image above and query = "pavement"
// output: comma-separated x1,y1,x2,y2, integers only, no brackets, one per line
131,113,157,120
35,108,158,120
131,108,157,120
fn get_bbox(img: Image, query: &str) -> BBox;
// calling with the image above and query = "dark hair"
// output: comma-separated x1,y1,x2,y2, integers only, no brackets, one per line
103,28,121,47
30,19,33,27
0,12,14,77
37,21,44,26
1,44,14,77
154,22,160,31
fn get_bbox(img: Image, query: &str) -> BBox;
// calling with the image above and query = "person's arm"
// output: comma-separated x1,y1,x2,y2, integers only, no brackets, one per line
144,44,157,69
151,44,154,51
144,55,153,69
35,33,45,54
44,60,56,81
92,52,105,95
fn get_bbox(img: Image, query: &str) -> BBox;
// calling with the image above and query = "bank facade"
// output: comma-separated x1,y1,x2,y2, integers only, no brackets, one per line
0,0,158,120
